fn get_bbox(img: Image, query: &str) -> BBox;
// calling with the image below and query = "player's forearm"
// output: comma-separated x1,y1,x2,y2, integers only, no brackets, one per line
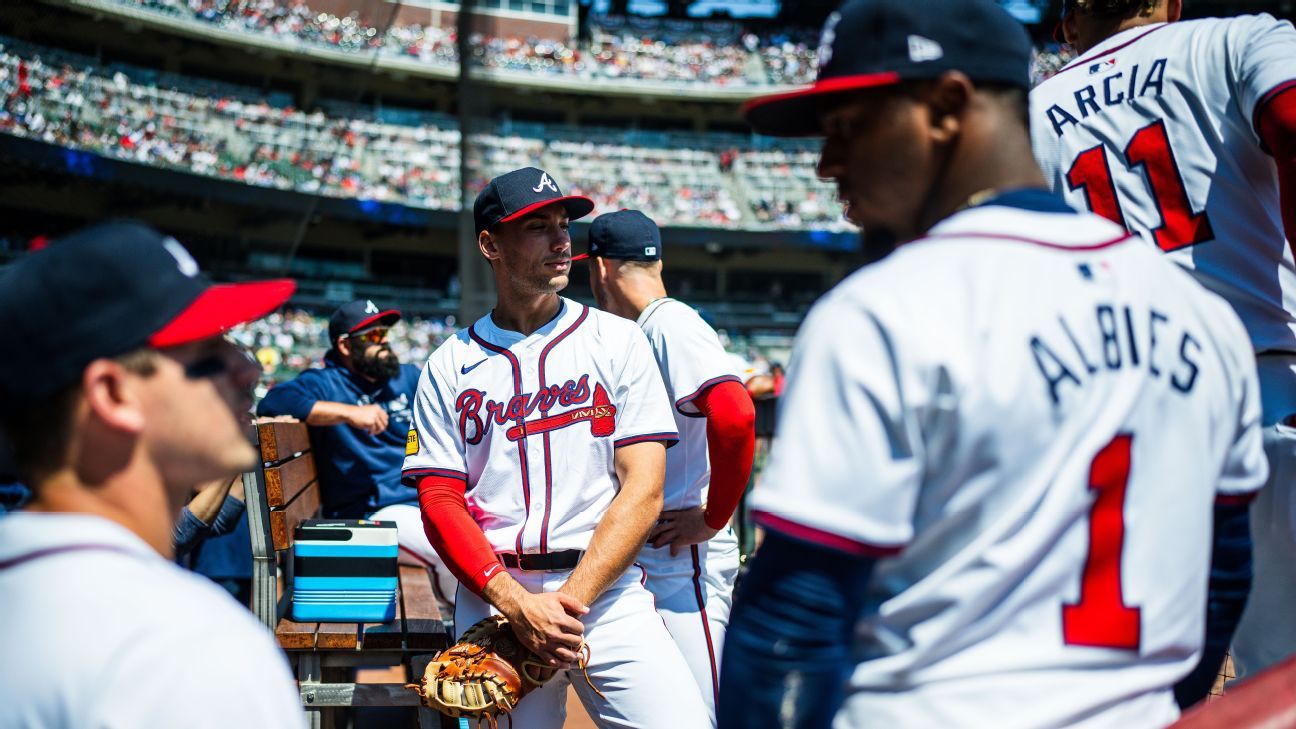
718,531,875,729
1258,87,1296,254
561,443,666,605
698,381,757,529
417,475,505,596
184,475,237,525
304,401,361,426
482,571,532,616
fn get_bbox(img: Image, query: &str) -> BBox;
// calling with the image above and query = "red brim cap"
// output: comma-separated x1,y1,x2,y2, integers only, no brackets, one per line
741,71,903,138
148,279,296,348
570,253,590,262
500,195,596,225
348,309,401,333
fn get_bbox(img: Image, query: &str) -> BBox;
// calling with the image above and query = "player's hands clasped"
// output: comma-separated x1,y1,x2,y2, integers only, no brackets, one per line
348,404,389,436
648,505,720,557
505,591,589,668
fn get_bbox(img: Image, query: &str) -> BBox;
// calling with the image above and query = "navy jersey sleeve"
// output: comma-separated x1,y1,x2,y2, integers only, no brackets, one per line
256,370,326,420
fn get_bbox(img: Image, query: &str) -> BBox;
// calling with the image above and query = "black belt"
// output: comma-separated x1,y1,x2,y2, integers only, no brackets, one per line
497,550,584,572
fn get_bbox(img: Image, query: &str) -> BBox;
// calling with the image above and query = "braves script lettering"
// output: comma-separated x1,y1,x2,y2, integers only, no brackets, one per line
456,375,594,444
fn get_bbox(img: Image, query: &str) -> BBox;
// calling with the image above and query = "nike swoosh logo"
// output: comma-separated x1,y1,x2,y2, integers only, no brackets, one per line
485,563,501,577
461,359,488,375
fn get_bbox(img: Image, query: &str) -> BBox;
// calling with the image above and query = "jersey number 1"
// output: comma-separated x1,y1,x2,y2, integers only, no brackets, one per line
1062,433,1141,650
1066,120,1214,252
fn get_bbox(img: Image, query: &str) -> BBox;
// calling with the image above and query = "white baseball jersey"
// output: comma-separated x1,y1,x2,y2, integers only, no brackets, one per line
637,297,743,511
635,296,744,724
749,192,1268,728
1031,15,1296,352
402,298,679,556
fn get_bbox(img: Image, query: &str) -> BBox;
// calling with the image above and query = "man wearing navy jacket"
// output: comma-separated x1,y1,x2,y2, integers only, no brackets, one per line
257,299,457,617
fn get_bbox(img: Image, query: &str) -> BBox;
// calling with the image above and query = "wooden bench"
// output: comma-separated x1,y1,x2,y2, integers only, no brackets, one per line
242,419,455,729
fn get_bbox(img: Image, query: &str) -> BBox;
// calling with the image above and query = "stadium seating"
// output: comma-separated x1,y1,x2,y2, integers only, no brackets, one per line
0,36,848,230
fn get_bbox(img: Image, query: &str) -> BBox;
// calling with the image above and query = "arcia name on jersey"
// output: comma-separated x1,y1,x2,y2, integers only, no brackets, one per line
1043,58,1168,138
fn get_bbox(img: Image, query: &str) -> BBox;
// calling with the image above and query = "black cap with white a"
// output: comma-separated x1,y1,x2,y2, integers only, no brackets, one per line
328,300,401,344
573,210,662,263
743,0,1033,137
473,167,595,234
0,220,295,415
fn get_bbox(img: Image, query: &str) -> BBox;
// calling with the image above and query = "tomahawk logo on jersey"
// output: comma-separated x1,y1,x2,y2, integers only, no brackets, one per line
1031,15,1296,352
402,298,678,555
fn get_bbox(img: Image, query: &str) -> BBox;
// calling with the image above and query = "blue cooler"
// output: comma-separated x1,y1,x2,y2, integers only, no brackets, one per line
291,519,398,622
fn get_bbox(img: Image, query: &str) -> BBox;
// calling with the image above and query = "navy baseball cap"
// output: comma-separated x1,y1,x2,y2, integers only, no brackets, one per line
473,167,595,234
572,210,662,262
328,299,401,343
743,0,1033,137
0,220,295,415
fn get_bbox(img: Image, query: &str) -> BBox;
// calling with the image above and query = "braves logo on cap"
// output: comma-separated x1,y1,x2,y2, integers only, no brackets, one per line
163,237,200,278
817,11,841,71
365,300,380,314
532,173,559,194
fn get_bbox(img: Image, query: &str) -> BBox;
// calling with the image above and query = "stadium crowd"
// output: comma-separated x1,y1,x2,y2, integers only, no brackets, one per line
226,306,782,398
126,0,765,86
0,37,848,230
115,0,1053,89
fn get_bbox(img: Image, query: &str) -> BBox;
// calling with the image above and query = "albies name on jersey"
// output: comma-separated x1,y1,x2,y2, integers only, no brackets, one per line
1031,299,1203,405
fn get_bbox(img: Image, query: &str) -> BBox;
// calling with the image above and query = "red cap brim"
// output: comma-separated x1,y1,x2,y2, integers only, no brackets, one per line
348,309,401,334
500,196,596,225
148,279,296,348
570,253,591,262
742,72,903,137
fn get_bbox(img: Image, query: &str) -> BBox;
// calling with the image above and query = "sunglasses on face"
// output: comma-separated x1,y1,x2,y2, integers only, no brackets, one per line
346,328,389,346
180,338,255,380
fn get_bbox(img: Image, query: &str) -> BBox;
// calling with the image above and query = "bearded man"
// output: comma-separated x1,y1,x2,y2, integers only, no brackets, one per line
257,300,457,617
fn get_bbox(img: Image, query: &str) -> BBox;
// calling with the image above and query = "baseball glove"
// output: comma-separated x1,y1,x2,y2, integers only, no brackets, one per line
409,614,597,726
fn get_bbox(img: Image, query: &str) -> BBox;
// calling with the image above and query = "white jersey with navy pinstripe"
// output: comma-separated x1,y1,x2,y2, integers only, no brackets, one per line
1031,15,1296,352
402,298,679,555
748,193,1268,728
636,297,743,511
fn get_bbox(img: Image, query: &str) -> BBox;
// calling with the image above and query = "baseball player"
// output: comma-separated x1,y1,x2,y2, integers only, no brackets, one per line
257,299,457,618
1030,0,1296,694
718,1,1268,728
0,221,303,728
402,167,709,728
579,209,757,724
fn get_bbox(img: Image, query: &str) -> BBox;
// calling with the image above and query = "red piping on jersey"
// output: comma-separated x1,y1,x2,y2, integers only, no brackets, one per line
1216,492,1259,507
690,545,721,710
918,232,1135,252
1253,79,1296,143
753,510,905,558
1046,24,1172,80
615,432,680,448
675,374,743,416
469,324,533,558
535,304,589,554
401,466,468,487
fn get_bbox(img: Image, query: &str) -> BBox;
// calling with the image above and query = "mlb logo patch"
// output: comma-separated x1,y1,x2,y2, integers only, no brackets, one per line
1088,58,1117,75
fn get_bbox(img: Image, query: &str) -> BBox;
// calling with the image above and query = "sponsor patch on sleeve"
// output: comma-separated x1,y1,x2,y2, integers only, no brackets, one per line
406,429,419,456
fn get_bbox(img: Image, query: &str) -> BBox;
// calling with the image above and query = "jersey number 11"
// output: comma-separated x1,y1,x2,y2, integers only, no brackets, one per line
1062,433,1141,651
1067,120,1214,253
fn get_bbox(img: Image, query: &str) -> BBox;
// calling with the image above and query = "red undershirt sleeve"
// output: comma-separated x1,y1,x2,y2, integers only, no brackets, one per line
1258,86,1296,260
417,475,503,596
694,379,757,530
